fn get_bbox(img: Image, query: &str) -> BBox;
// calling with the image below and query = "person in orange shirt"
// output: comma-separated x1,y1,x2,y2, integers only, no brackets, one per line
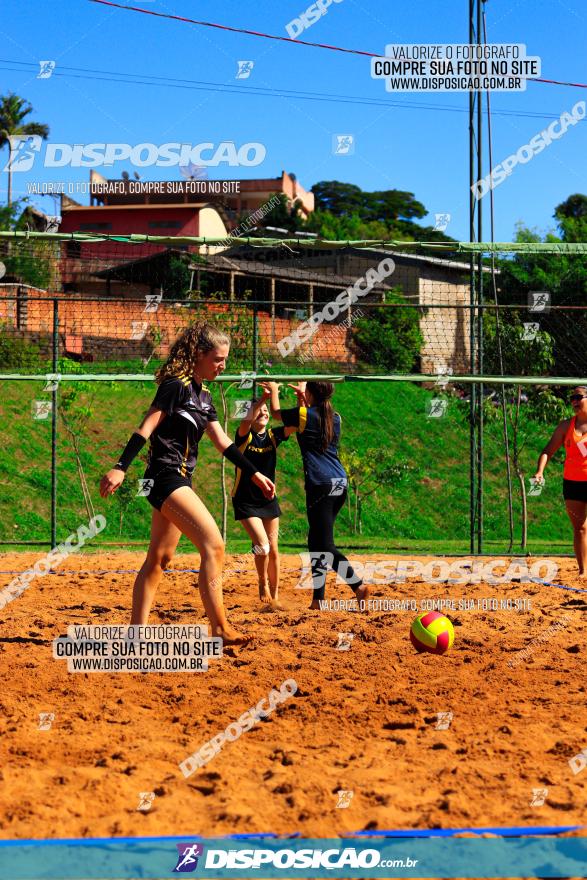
534,386,587,575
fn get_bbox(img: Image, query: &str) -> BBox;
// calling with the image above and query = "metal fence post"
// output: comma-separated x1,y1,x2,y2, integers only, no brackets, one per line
51,298,59,548
252,304,259,396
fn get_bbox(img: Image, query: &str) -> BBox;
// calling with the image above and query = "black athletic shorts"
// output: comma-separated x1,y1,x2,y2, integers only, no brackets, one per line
143,469,192,511
232,498,282,521
563,478,587,502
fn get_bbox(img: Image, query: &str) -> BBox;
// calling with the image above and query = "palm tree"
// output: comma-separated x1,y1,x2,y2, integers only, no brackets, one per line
0,93,49,208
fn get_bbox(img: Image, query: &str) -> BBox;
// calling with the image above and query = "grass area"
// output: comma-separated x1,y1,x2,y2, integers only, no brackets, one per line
0,361,572,555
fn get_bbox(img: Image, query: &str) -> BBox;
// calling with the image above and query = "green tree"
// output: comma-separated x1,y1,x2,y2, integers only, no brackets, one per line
350,288,423,373
0,99,53,287
1,239,55,288
495,220,587,376
112,473,137,536
311,181,365,216
57,358,103,522
0,198,24,230
340,447,414,533
309,180,455,242
0,93,49,207
0,321,43,371
0,198,56,288
483,318,566,549
311,181,427,222
157,253,205,298
304,209,392,242
254,192,303,233
362,188,426,223
554,193,587,243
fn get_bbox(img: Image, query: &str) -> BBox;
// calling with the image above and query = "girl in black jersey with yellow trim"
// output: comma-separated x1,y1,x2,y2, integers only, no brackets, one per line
232,388,294,605
99,323,275,645
264,380,368,611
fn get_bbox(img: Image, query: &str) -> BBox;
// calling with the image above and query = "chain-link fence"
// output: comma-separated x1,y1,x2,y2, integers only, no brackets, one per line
1,237,585,553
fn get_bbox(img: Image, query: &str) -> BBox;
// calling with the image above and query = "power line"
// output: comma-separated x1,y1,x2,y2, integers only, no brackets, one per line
86,0,587,89
0,59,573,121
87,0,377,58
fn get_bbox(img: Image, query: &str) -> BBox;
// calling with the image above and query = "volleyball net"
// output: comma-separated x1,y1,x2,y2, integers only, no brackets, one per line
1,232,586,554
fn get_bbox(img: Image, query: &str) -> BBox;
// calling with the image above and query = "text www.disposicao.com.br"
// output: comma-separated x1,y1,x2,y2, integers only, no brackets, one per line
70,657,202,671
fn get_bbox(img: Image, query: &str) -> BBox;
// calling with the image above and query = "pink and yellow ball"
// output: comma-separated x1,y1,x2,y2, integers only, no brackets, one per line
410,611,455,655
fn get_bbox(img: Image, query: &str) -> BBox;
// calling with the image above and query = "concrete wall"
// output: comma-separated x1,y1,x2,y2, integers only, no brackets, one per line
418,271,471,374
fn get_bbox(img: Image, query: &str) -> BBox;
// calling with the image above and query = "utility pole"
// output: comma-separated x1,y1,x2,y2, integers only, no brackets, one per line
469,0,484,553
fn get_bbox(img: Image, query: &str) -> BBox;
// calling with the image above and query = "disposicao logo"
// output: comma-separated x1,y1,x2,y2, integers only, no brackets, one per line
173,843,204,873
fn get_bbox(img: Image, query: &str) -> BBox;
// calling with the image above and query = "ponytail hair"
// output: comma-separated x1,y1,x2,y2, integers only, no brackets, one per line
155,322,230,384
306,381,335,452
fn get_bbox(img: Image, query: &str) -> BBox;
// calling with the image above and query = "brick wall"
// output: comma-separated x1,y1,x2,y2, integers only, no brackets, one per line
0,294,357,365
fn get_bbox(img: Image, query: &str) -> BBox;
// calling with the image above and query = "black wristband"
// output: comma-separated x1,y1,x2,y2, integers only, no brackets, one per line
114,432,147,472
223,442,258,479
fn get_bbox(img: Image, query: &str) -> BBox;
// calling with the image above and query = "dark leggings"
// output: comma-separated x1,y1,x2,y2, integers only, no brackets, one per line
306,484,362,601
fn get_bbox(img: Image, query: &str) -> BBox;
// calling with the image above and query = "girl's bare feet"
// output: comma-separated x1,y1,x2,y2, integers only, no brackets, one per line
356,584,370,610
214,625,253,646
259,581,272,604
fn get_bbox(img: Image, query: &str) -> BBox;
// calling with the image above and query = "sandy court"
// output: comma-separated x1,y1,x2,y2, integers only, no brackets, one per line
0,551,586,842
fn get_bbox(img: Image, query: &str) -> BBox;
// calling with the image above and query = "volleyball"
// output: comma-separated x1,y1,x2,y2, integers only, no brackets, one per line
410,611,455,655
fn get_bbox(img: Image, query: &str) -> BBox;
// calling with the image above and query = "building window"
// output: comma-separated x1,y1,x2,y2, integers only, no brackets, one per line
148,220,182,229
79,222,112,231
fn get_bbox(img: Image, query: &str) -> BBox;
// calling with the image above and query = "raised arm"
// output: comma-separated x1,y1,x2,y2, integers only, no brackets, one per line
262,380,307,421
287,381,307,407
260,381,284,421
534,419,569,483
237,387,270,437
262,381,306,436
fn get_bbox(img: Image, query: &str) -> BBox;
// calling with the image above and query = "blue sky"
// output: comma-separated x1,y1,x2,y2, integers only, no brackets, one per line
1,0,585,240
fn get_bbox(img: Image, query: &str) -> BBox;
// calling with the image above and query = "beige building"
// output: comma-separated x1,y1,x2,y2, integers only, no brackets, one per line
212,245,495,373
86,169,314,223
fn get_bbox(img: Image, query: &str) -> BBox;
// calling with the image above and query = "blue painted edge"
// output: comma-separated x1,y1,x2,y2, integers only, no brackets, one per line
0,827,582,847
352,826,583,838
